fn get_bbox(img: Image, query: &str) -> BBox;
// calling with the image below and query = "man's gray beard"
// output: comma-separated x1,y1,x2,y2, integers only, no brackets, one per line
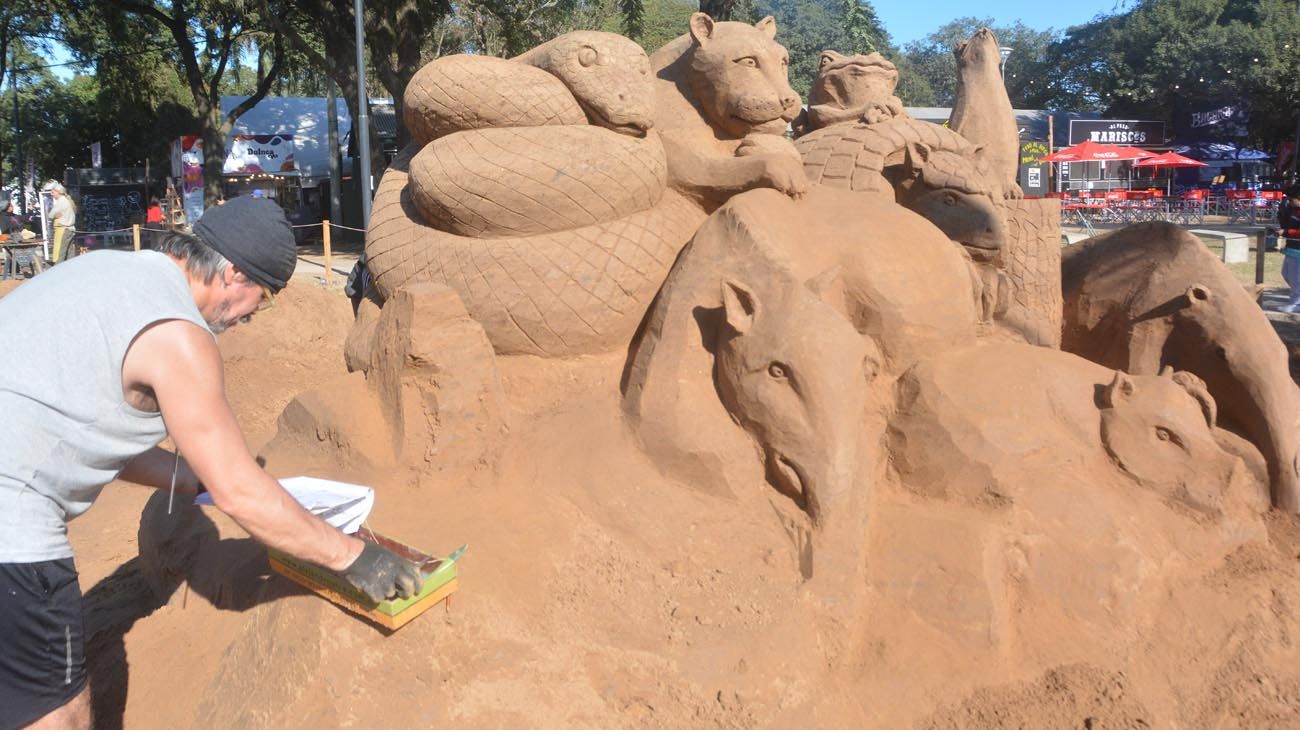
205,300,232,334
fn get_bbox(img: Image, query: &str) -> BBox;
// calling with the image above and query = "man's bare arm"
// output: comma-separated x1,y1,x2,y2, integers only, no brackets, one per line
122,319,363,571
117,446,201,494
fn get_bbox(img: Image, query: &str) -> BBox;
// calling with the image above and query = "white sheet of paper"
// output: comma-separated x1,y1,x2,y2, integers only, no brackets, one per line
194,476,375,534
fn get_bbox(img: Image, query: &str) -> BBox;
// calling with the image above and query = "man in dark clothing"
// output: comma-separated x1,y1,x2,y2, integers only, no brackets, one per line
1278,186,1300,313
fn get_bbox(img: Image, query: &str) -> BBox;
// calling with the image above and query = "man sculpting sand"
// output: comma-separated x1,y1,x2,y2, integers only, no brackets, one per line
0,196,423,729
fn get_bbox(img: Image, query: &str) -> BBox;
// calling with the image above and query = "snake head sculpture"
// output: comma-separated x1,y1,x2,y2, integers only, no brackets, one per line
516,31,656,136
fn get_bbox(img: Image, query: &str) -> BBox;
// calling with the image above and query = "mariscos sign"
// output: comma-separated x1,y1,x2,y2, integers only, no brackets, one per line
1069,119,1165,146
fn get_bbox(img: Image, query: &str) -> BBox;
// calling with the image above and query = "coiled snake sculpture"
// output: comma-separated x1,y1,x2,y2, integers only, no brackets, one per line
366,31,706,357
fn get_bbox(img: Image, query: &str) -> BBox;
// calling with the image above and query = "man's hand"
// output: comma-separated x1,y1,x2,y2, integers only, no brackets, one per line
341,542,425,602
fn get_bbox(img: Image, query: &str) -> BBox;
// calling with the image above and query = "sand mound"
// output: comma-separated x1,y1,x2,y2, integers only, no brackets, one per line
84,322,1300,727
218,281,354,440
60,252,1300,726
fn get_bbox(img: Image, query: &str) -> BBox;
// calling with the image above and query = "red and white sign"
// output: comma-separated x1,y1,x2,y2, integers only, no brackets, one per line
223,134,297,174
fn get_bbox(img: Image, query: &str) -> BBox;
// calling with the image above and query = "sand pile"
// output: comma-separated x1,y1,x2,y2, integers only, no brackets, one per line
218,281,355,440
67,289,1300,727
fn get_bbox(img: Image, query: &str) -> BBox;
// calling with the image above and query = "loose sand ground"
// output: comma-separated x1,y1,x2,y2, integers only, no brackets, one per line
5,266,1297,728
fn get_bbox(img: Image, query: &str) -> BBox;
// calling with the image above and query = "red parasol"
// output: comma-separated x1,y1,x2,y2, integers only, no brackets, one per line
1132,151,1208,169
1039,140,1155,162
1133,151,1208,194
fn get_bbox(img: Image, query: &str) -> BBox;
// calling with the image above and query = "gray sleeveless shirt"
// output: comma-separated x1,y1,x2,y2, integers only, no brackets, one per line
0,250,212,562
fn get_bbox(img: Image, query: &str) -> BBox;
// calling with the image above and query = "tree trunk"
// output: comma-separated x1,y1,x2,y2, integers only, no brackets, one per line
698,0,735,20
200,105,226,208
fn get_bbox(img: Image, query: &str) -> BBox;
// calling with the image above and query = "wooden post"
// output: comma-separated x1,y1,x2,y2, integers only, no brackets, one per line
132,223,141,251
1047,114,1055,193
322,220,333,286
1256,228,1267,286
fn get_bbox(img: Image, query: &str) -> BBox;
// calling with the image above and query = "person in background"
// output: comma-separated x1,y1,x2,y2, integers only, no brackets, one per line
146,196,164,225
1277,185,1300,313
0,200,22,237
44,181,77,263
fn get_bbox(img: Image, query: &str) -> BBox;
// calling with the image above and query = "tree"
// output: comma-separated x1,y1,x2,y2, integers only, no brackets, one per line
267,0,457,156
61,0,285,205
636,0,696,52
902,17,1057,108
841,0,885,55
754,0,899,99
1041,0,1300,146
699,0,737,21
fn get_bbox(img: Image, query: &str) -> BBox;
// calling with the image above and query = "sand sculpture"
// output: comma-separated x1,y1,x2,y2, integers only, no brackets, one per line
343,18,1296,528
793,32,1061,346
1062,222,1300,512
650,14,808,210
950,27,1022,199
102,16,1300,727
365,19,820,358
297,17,1300,593
365,31,706,358
794,50,906,134
792,53,1001,257
888,342,1265,517
623,186,982,583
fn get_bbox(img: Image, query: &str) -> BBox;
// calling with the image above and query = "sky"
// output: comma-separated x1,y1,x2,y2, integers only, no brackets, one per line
37,0,1131,82
874,0,1128,46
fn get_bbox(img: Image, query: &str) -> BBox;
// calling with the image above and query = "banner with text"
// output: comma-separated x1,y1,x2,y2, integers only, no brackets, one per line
1068,119,1165,146
223,134,297,174
1174,101,1250,141
179,136,205,225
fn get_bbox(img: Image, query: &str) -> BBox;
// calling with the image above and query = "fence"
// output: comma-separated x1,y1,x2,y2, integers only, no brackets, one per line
66,219,367,286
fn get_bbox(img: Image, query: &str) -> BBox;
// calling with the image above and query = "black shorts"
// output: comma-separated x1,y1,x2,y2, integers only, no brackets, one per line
0,559,87,729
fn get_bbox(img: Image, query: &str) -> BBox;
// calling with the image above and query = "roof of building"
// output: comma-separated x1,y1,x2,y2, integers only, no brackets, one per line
221,95,351,182
904,107,1105,147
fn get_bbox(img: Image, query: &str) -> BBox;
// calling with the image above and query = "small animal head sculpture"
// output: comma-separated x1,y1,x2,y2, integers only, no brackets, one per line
809,50,901,117
521,31,656,135
1099,368,1240,512
686,13,802,138
953,27,1001,70
713,268,881,523
897,142,1004,257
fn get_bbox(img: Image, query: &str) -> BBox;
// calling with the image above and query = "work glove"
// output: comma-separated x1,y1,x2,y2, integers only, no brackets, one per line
340,541,425,603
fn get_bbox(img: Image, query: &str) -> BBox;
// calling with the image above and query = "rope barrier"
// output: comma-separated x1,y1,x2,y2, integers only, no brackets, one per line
73,227,134,237
328,223,368,233
295,255,353,274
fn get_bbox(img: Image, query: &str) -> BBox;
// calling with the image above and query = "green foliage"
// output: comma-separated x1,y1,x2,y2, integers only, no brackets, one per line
625,0,696,53
1042,0,1300,145
901,17,1056,108
28,0,1295,205
755,0,899,99
840,0,883,55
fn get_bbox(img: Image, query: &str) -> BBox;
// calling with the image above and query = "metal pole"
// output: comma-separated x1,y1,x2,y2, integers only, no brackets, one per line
1256,228,1266,286
353,0,372,226
1290,108,1300,183
326,78,343,225
12,47,21,217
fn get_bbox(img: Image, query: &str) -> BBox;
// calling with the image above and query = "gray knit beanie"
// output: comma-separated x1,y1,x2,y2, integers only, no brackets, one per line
193,195,297,292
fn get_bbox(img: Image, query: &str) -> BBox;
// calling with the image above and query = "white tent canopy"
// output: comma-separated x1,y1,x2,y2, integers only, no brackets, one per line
220,95,352,186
